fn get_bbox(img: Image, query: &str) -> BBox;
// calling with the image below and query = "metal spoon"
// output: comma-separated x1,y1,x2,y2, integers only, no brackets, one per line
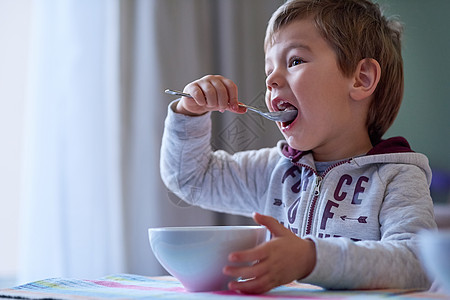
164,89,297,122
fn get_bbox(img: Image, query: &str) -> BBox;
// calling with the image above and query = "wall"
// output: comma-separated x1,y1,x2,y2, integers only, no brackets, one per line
0,0,31,285
378,0,450,203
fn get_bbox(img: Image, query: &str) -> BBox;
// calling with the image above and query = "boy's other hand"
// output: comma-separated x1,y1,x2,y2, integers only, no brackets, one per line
223,212,317,294
175,75,246,116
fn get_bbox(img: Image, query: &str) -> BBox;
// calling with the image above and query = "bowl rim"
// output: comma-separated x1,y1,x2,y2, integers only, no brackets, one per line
148,225,265,232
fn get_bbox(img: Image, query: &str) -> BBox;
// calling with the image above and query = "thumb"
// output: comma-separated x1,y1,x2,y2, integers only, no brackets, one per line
253,212,290,238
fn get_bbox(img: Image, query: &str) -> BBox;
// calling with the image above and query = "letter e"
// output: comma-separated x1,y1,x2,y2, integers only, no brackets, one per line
352,176,369,204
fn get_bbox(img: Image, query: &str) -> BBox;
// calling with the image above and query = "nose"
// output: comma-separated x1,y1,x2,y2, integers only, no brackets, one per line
265,68,284,91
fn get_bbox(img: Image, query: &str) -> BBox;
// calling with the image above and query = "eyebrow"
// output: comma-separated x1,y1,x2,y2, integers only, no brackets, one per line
285,42,312,52
265,42,312,65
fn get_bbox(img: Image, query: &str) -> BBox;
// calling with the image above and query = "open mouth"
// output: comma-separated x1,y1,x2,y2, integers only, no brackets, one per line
273,99,298,128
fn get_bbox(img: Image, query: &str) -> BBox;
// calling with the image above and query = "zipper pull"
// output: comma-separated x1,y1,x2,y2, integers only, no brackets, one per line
314,176,322,196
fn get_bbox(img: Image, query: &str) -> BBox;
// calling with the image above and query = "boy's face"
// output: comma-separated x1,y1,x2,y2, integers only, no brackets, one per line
265,18,360,160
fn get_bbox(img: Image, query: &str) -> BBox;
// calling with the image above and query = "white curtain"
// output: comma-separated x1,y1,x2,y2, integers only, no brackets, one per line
19,0,125,283
19,0,282,284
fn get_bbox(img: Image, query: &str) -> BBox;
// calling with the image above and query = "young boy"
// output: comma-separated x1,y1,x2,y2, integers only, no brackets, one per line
160,0,436,294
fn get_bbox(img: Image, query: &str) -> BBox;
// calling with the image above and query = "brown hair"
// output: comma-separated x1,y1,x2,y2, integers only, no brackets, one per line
265,0,404,144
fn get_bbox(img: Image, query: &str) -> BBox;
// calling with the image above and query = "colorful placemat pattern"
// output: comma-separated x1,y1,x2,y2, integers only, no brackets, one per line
0,274,430,299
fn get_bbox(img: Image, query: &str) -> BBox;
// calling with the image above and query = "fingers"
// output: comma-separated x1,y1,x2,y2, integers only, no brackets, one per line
224,258,277,294
228,242,267,264
223,213,312,294
183,75,240,112
223,259,267,282
253,212,290,237
228,273,275,294
227,213,290,266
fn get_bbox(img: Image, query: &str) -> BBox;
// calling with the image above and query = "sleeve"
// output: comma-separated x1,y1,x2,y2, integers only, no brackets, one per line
299,163,437,290
160,100,280,217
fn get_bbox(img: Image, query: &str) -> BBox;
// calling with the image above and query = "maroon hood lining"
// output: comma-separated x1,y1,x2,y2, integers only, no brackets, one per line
366,136,414,155
281,136,414,162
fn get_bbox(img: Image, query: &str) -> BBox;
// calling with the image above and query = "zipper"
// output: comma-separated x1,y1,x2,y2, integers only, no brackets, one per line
305,176,322,235
313,176,322,196
293,158,351,236
322,159,351,177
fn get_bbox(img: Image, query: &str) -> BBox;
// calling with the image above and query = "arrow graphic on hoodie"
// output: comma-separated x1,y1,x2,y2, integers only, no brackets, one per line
340,215,368,224
273,199,283,206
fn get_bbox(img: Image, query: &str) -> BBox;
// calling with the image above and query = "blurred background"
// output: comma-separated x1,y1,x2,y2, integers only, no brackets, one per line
0,0,449,288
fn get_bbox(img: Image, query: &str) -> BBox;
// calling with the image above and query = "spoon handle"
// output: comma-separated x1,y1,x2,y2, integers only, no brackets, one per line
165,89,248,108
164,89,192,98
164,88,297,122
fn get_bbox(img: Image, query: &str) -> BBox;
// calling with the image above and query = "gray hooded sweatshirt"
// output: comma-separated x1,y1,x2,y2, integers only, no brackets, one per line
160,103,437,290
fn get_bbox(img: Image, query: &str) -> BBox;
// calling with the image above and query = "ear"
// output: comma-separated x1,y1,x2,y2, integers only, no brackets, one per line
349,58,381,101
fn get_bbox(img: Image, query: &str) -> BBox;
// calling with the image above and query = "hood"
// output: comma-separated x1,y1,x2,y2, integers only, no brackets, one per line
367,136,414,155
278,136,431,186
279,136,414,162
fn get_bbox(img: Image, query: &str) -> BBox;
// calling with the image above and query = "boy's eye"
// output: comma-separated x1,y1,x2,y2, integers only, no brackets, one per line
289,57,305,67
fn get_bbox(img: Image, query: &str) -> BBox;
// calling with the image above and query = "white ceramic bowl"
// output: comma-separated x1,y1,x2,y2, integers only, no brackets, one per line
148,226,267,292
418,230,450,293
